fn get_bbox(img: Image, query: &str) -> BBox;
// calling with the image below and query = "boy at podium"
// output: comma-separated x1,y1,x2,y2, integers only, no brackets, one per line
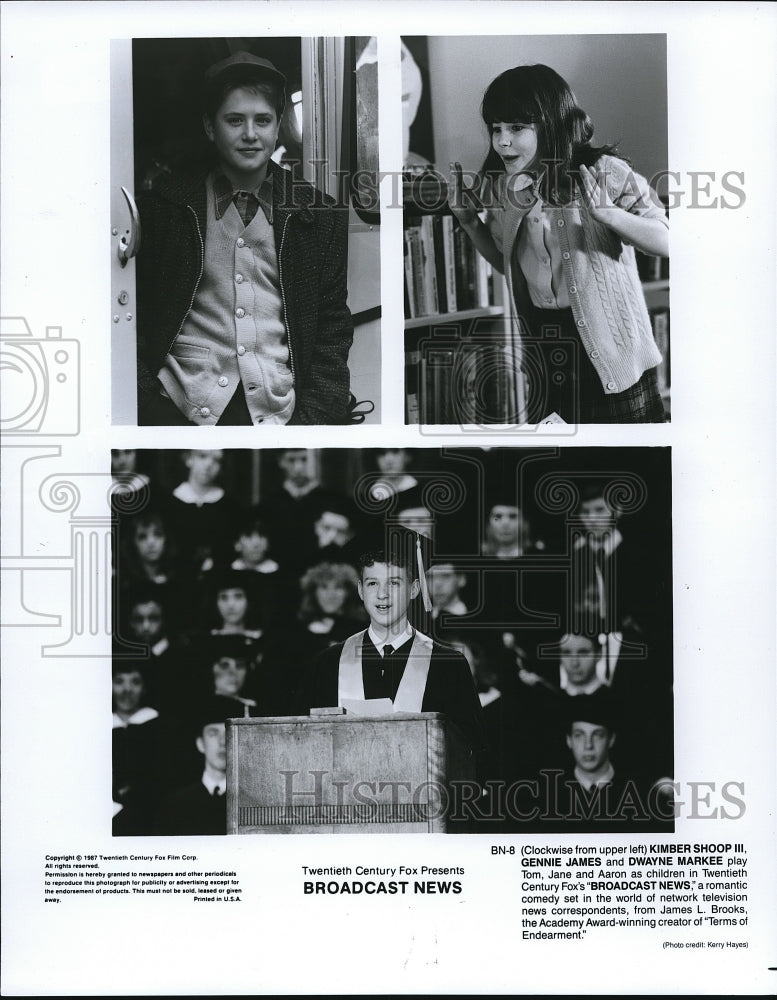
296,532,486,754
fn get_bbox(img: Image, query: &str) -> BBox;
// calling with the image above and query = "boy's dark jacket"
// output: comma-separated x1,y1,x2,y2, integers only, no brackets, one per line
135,160,354,425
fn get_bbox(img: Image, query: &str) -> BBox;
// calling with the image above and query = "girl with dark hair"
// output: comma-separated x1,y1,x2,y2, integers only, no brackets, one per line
449,64,668,424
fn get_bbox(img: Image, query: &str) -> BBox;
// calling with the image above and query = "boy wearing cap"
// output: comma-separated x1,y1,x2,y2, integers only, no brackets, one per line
154,695,247,835
136,52,354,427
296,540,485,753
545,695,672,831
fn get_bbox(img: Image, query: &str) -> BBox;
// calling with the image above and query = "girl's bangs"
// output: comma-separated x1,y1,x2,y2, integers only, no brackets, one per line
483,91,539,128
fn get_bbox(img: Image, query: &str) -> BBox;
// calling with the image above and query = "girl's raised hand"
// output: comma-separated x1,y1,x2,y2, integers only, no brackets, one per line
448,161,479,226
578,163,618,226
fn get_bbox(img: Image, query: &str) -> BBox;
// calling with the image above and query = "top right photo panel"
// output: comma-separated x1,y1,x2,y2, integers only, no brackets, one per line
402,34,669,427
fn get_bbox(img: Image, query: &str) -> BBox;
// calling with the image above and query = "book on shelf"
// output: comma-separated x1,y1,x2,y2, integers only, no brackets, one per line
637,250,670,283
406,324,518,426
419,215,439,316
441,215,457,314
404,214,497,320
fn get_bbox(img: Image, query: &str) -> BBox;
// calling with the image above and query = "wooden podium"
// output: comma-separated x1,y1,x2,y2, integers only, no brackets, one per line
226,711,475,834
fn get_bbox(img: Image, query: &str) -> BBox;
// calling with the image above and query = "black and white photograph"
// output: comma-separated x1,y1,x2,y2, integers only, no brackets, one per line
2,1,776,996
403,34,670,426
111,446,674,836
111,36,381,426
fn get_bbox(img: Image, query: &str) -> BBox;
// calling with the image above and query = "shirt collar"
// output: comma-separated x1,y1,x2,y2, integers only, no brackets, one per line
283,479,320,500
574,760,615,791
151,636,169,657
172,481,225,506
367,623,414,655
112,706,159,729
574,528,623,557
560,669,604,696
432,597,468,619
212,169,274,224
201,770,227,796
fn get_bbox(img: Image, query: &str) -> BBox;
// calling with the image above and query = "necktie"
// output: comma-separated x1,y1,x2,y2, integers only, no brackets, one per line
381,644,393,679
233,191,260,228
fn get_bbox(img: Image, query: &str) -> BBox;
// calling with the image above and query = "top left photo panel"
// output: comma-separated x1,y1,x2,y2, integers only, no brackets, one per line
110,36,381,427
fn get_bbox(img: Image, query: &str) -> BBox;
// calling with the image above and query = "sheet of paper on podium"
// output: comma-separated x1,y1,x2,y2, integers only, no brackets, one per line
340,697,395,716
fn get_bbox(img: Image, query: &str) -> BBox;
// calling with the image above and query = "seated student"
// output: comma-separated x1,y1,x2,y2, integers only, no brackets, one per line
426,561,469,623
367,448,420,505
218,513,293,628
258,449,337,569
571,480,668,647
136,51,354,426
167,449,243,576
121,590,184,710
112,662,163,836
516,631,605,697
155,695,249,836
191,574,266,698
306,498,363,571
296,535,486,754
110,449,152,514
481,499,547,559
199,631,298,719
230,515,279,575
121,510,177,588
208,570,263,639
541,696,672,833
296,562,367,649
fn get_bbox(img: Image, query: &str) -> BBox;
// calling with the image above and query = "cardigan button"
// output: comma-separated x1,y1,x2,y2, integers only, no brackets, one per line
557,219,565,227
237,345,246,356
200,407,210,417
577,318,586,327
569,285,577,294
562,251,571,260
590,350,600,359
235,273,244,283
218,376,228,387
237,238,245,248
607,381,617,391
235,308,245,319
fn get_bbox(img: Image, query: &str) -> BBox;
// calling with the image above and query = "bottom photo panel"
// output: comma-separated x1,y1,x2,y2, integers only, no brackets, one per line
111,445,673,836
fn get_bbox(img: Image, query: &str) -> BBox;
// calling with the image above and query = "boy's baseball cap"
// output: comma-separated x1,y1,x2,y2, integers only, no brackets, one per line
205,51,287,90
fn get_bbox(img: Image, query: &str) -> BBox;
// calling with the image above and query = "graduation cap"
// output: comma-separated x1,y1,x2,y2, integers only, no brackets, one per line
563,692,618,733
192,694,253,736
200,632,258,668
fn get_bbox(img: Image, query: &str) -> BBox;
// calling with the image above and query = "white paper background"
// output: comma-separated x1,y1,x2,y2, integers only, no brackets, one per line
1,1,775,994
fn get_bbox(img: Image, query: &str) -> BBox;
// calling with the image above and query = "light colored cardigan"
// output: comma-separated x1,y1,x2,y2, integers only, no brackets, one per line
486,156,668,394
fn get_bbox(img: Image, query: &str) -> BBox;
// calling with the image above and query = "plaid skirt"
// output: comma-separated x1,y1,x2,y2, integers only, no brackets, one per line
525,308,667,424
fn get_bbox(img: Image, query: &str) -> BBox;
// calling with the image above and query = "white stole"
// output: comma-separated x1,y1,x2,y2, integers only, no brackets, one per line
338,629,433,713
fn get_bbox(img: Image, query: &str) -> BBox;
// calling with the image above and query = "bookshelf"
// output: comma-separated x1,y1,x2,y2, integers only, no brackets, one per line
403,175,517,425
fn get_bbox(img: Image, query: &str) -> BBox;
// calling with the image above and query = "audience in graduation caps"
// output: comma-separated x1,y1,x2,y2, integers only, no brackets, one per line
112,449,673,835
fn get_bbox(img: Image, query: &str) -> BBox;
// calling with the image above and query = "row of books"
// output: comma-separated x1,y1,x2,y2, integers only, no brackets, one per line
405,324,518,425
404,214,496,320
